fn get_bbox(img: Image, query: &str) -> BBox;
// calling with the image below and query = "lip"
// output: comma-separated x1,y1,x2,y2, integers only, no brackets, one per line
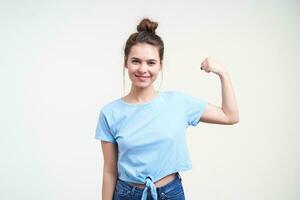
135,74,151,78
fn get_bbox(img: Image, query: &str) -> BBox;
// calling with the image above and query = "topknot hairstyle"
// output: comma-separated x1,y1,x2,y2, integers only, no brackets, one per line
123,17,164,95
124,17,164,65
137,18,158,34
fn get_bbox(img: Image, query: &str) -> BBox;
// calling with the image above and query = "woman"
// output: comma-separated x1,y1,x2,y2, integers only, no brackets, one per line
95,18,239,200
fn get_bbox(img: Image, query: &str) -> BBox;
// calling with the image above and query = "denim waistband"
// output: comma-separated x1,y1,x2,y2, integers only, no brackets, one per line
116,172,182,200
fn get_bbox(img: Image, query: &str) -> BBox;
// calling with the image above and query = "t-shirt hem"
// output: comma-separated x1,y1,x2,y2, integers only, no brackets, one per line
94,135,117,143
192,100,208,126
118,164,192,184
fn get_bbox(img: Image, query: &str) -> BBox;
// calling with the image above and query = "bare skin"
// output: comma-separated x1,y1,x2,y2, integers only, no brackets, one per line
199,57,239,124
100,45,239,200
122,43,162,104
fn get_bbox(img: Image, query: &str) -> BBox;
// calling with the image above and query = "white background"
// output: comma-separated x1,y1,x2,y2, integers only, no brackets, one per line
0,0,299,199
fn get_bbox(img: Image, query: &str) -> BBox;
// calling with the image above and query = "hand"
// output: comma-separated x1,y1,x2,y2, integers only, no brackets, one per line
200,57,227,75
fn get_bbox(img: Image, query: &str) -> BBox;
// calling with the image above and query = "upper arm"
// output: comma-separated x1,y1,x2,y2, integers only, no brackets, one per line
101,141,118,174
200,102,238,125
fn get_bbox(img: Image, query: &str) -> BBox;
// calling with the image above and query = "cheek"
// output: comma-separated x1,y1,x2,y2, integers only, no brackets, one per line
150,68,160,75
127,66,137,73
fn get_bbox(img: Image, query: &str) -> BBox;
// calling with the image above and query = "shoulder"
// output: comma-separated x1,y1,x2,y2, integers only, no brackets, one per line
162,89,191,100
164,90,207,109
97,97,123,116
161,89,184,97
160,90,199,103
160,90,199,109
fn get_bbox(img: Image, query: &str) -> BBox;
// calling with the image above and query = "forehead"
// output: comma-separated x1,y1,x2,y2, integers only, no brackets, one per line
128,43,160,60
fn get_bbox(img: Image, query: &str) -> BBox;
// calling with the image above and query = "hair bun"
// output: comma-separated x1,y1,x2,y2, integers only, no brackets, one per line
137,18,158,34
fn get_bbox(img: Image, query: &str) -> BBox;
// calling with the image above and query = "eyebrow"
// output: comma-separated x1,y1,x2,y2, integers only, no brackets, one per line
131,57,157,62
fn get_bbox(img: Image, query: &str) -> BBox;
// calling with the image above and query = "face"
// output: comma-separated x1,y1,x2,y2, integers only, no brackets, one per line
124,43,162,89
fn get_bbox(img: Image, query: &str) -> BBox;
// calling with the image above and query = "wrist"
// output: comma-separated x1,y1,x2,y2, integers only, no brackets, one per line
217,71,229,77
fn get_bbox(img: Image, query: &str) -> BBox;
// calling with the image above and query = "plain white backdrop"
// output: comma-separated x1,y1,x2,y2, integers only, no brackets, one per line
0,0,299,199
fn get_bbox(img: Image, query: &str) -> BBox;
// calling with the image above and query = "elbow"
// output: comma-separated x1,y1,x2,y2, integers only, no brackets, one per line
223,109,239,125
231,119,239,124
227,115,239,125
230,116,240,124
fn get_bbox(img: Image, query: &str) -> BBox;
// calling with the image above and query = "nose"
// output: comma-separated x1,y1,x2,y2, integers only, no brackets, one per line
138,62,148,73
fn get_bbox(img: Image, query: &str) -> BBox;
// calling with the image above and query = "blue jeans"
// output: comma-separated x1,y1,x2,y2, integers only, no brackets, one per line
113,172,186,200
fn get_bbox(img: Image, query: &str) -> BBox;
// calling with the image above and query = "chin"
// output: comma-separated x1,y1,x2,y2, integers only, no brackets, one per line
133,82,152,88
134,84,151,89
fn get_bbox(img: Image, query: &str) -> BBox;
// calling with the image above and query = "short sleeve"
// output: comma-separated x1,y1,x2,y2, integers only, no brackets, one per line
180,92,208,126
95,110,117,143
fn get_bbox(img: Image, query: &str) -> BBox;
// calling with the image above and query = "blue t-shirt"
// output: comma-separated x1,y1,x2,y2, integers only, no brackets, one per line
95,90,207,199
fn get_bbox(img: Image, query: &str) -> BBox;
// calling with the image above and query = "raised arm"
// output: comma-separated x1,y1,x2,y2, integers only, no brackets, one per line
199,57,239,125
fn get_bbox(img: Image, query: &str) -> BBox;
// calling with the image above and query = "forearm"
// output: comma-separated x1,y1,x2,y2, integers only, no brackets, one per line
218,71,239,123
102,171,117,200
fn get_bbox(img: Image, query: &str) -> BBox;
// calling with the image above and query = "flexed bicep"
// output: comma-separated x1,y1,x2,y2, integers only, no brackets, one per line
200,102,238,125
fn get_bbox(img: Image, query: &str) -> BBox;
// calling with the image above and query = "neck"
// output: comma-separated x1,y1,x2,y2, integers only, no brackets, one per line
126,85,158,103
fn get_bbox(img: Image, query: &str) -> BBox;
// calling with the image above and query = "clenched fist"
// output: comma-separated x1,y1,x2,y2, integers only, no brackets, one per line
200,57,227,75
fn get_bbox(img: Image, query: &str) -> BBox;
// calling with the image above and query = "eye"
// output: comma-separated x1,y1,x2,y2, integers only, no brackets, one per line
132,60,139,64
148,62,156,66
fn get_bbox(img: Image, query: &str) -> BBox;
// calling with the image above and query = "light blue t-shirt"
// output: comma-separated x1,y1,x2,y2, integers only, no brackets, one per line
95,90,207,200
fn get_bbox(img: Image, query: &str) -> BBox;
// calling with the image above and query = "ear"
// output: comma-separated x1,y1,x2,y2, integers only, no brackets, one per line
124,58,128,69
160,60,163,70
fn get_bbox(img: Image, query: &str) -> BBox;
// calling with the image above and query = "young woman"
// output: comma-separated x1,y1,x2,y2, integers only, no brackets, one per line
95,18,239,200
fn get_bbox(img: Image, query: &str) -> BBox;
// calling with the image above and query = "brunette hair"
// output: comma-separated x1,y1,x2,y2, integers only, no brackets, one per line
123,18,164,96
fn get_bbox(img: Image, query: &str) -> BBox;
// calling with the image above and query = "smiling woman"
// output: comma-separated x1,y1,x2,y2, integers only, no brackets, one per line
122,18,164,99
125,43,161,89
95,17,239,200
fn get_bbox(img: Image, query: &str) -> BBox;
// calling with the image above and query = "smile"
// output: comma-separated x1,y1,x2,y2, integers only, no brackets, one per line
135,74,151,78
